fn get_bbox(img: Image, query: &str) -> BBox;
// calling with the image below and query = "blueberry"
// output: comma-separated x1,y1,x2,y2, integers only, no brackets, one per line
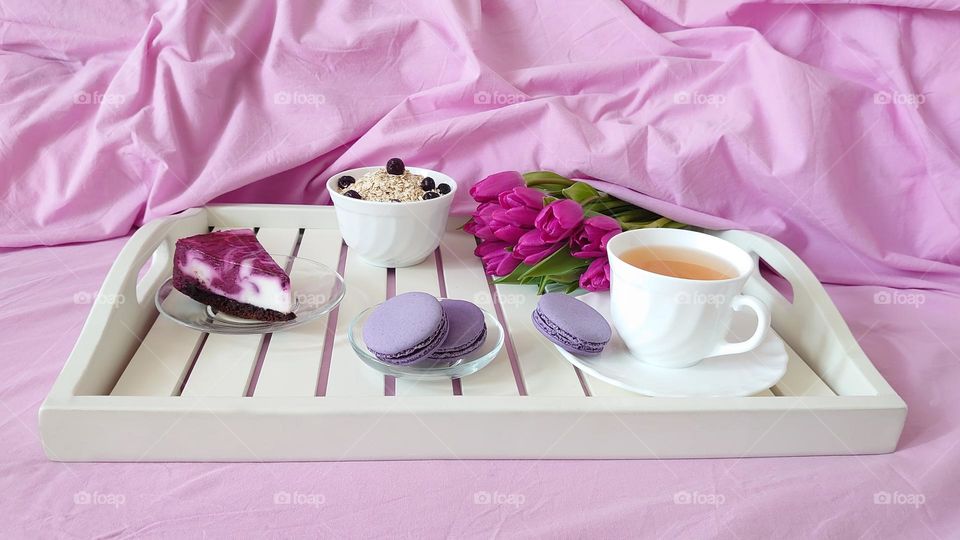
337,175,356,189
437,183,451,194
420,176,436,191
422,192,440,200
343,190,362,199
386,158,405,175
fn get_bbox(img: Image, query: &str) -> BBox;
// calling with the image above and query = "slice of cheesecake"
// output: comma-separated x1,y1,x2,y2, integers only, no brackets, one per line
172,229,295,321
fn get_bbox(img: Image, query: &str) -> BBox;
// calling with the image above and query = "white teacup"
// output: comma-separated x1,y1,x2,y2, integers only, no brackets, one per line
606,229,770,369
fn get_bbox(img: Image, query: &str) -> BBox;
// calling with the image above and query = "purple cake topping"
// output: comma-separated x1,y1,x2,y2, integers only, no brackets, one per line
175,229,289,295
172,229,294,320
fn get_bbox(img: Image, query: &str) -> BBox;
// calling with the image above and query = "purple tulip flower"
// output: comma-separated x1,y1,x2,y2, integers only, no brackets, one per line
475,241,521,276
534,199,583,243
469,171,524,203
579,257,611,292
463,202,500,241
514,229,562,265
570,215,621,259
496,187,544,227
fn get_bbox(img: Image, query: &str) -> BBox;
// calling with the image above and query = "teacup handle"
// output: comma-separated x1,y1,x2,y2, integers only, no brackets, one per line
704,295,771,358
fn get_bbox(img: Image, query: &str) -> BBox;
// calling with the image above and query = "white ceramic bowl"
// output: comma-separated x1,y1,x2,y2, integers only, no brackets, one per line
327,166,458,268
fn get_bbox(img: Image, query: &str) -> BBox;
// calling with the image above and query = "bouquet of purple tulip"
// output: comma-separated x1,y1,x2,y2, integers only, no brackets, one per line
464,171,687,294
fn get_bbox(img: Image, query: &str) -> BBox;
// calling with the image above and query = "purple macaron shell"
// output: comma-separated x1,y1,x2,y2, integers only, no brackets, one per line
429,299,487,360
363,292,449,364
532,293,611,355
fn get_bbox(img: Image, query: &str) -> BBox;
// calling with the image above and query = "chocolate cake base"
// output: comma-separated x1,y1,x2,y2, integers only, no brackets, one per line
174,277,295,322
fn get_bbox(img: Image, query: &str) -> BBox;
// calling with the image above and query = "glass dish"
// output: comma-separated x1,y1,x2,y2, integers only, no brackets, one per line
156,255,345,334
348,303,504,380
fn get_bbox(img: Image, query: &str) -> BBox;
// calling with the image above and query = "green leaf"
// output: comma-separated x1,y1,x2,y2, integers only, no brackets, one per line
585,200,634,215
560,181,601,204
520,246,590,280
550,268,586,283
536,276,548,295
564,281,582,294
493,262,535,284
621,217,689,230
611,208,663,222
528,183,570,196
523,171,574,188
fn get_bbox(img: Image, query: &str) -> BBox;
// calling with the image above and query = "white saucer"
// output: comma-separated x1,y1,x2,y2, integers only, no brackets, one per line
553,293,788,397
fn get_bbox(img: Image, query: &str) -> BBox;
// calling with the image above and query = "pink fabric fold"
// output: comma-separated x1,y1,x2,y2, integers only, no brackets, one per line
2,0,958,297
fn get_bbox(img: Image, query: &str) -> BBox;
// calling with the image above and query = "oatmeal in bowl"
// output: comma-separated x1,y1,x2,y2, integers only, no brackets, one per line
336,158,453,202
327,159,457,268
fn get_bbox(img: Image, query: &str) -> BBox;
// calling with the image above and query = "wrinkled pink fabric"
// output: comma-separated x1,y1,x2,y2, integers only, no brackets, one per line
2,0,958,294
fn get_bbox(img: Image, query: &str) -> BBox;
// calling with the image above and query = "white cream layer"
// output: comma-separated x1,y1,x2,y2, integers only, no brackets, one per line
180,255,292,313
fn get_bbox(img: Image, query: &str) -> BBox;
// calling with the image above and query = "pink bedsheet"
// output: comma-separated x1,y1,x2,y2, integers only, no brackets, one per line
2,0,959,293
2,236,959,538
3,0,960,537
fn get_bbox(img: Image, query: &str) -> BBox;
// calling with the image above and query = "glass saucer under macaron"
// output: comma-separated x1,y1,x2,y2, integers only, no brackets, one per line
348,304,504,380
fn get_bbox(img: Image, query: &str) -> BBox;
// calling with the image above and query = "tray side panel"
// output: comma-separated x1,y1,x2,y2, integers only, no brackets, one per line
40,397,906,461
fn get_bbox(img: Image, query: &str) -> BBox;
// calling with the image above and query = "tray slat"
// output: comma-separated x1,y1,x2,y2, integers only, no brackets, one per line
324,248,387,396
181,228,300,397
111,225,238,397
494,283,585,396
773,343,835,396
394,252,455,396
253,229,343,397
110,291,205,396
439,231,519,396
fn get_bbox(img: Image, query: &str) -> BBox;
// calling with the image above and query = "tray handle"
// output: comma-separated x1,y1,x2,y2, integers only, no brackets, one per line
714,229,900,398
49,208,209,397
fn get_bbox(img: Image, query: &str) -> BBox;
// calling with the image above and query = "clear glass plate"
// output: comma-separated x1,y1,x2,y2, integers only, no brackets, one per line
156,255,345,335
348,304,504,380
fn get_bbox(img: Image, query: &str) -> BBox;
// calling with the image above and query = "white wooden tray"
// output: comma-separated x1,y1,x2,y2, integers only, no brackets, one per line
39,204,906,461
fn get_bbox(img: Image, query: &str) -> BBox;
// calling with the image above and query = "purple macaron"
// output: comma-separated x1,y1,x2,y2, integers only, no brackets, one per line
532,293,611,355
429,299,487,360
363,292,449,365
